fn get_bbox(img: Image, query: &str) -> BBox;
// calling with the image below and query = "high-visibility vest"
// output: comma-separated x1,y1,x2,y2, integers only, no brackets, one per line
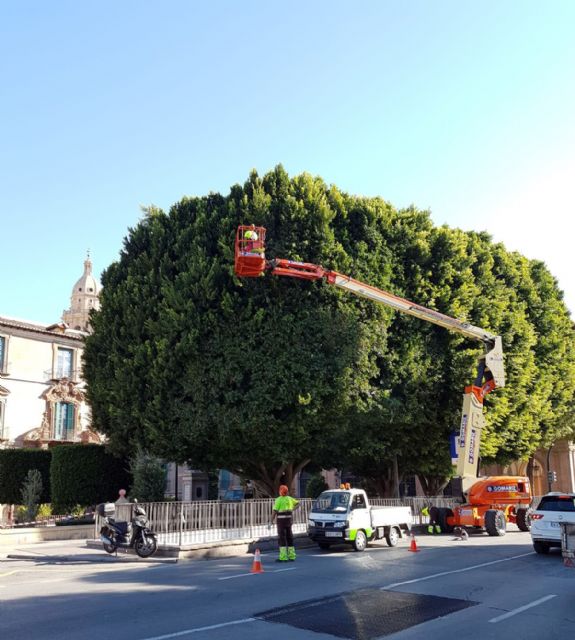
273,496,298,515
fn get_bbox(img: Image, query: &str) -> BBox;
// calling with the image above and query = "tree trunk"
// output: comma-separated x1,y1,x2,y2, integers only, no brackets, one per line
237,459,311,498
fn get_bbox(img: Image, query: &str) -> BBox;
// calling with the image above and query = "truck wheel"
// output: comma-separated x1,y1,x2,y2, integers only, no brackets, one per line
353,530,367,552
515,508,531,532
485,509,507,536
437,507,454,533
318,542,331,550
533,541,550,554
385,526,400,547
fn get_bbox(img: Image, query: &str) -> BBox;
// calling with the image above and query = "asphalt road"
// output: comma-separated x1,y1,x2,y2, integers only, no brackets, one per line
1,528,573,640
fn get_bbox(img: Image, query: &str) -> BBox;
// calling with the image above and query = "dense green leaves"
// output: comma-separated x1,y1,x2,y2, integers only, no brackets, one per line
50,445,131,512
0,449,51,504
84,166,575,496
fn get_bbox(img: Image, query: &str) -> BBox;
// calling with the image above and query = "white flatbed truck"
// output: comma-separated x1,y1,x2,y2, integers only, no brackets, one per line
307,488,413,551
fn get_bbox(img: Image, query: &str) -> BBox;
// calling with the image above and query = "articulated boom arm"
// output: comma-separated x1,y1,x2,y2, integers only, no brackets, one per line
270,257,504,385
235,226,505,490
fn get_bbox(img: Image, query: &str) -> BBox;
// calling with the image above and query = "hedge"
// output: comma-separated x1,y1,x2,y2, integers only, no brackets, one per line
0,449,52,504
51,444,131,513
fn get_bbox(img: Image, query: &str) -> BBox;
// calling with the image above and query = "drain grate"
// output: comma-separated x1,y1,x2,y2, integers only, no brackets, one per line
256,589,477,639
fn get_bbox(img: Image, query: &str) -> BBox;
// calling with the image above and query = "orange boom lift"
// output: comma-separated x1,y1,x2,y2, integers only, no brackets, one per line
234,225,532,536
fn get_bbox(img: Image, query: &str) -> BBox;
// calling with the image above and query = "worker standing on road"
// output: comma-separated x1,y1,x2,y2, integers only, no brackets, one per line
271,484,300,562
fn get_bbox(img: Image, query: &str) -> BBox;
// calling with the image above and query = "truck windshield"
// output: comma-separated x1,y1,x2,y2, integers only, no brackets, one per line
313,491,350,513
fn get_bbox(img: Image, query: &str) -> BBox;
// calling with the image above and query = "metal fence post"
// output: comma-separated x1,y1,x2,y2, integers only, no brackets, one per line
179,501,184,547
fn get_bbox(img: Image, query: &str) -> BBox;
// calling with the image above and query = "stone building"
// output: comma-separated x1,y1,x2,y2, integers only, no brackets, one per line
483,439,575,498
0,256,103,448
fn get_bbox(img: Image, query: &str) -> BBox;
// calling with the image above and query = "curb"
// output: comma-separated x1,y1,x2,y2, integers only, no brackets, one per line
5,552,178,564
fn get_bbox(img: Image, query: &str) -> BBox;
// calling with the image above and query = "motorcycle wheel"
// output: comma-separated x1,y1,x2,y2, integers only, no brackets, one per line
103,541,117,554
135,535,158,558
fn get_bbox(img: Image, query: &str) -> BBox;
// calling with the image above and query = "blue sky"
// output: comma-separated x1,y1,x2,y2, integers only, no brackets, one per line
2,1,574,324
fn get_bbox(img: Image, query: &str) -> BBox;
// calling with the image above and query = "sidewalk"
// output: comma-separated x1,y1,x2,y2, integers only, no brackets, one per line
1,527,430,564
0,538,177,564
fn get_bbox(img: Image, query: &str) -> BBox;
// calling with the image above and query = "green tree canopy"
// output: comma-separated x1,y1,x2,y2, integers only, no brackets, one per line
84,166,575,496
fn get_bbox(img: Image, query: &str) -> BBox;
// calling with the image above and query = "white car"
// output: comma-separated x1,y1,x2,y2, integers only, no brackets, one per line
530,492,575,554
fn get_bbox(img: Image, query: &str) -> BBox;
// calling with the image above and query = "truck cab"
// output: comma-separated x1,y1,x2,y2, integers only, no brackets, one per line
307,488,412,552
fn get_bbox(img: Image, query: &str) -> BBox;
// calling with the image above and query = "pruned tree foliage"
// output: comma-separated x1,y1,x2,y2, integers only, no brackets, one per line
84,166,575,496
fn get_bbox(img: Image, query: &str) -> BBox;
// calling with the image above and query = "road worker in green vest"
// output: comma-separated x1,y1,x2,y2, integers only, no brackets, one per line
271,484,300,562
421,505,441,534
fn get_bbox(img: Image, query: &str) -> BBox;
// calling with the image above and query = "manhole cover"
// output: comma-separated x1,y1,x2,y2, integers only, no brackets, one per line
256,588,477,639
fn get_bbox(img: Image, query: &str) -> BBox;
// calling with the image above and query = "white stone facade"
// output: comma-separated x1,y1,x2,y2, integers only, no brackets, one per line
0,256,102,449
0,317,102,448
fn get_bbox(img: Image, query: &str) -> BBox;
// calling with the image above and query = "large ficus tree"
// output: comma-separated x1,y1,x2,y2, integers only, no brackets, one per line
85,167,396,496
84,166,575,497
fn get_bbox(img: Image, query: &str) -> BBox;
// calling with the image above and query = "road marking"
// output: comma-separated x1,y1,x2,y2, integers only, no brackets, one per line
218,567,296,580
489,594,557,623
0,571,19,577
381,552,534,589
139,617,257,639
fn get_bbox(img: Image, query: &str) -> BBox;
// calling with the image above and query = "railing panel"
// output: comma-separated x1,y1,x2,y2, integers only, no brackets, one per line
93,496,459,545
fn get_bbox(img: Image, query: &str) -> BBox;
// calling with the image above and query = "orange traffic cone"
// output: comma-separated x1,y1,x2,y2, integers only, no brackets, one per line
251,548,264,573
408,532,420,552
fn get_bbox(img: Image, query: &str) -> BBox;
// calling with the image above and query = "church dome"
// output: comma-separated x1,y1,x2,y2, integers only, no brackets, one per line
72,257,99,297
62,253,101,332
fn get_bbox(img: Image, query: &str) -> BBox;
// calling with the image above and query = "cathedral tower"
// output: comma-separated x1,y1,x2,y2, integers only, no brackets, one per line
62,253,100,332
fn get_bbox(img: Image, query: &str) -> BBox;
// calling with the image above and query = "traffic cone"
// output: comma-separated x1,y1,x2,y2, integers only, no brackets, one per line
251,548,264,573
408,532,420,552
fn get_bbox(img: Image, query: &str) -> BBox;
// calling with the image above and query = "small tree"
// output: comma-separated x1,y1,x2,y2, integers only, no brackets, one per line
130,451,166,502
21,469,43,522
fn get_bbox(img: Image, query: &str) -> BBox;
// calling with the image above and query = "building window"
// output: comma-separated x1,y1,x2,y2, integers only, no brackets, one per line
54,402,75,440
56,348,74,378
0,336,6,373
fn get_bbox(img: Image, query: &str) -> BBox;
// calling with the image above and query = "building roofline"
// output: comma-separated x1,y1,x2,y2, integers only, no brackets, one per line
0,315,87,341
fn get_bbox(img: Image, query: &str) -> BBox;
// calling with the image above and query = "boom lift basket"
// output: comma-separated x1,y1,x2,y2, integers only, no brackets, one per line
234,225,267,277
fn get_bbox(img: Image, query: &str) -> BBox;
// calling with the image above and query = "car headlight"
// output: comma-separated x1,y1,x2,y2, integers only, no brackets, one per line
307,520,315,527
333,521,347,528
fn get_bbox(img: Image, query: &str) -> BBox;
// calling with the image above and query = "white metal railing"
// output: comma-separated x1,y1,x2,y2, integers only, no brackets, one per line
94,496,459,547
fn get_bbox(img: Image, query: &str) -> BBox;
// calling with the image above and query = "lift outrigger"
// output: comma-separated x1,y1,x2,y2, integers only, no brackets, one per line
234,225,532,535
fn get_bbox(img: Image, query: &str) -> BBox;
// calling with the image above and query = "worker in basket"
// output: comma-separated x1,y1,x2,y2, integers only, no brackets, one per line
243,228,264,255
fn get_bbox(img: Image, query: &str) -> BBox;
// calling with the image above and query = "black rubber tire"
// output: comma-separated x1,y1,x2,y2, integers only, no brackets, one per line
533,540,550,554
135,535,158,558
485,509,507,536
103,541,117,554
353,530,368,552
318,542,331,550
385,527,400,547
437,507,454,533
516,508,531,532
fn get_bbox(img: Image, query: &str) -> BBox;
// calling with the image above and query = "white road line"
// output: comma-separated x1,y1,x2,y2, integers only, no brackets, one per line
218,567,296,580
489,594,557,623
139,617,257,639
0,570,19,577
381,552,534,589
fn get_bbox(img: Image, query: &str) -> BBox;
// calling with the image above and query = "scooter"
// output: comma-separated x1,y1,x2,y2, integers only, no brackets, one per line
98,500,158,558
